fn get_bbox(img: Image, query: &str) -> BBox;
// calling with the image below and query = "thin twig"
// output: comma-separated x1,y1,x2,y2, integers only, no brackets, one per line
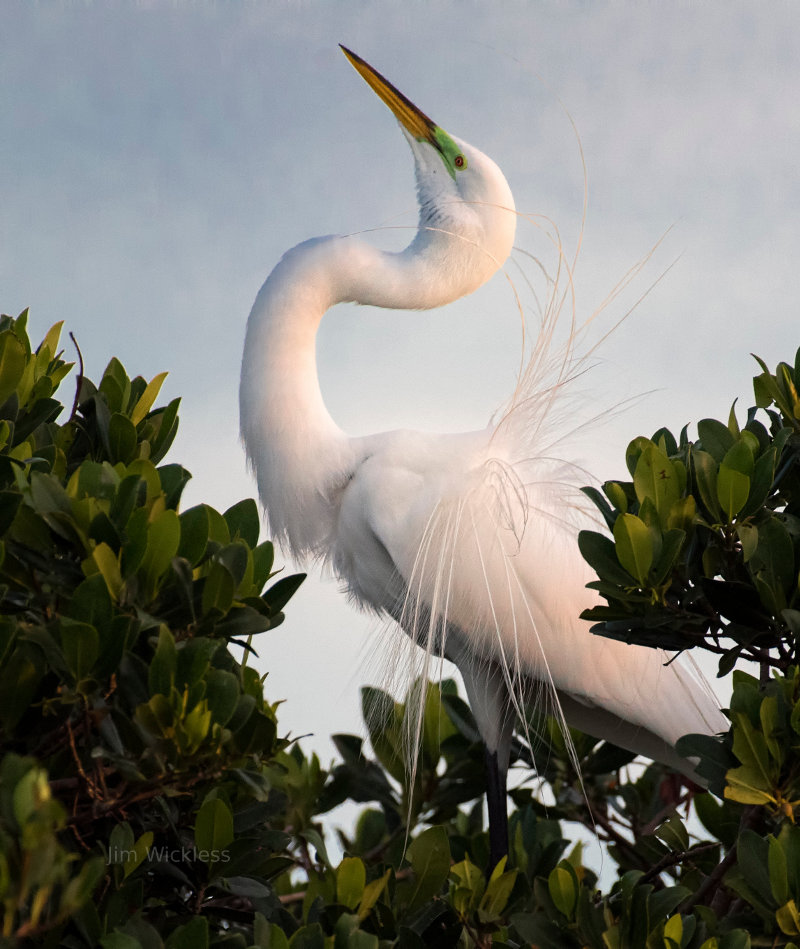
677,806,760,913
279,890,306,906
640,793,693,837
66,716,98,798
69,331,84,421
638,841,718,886
579,809,652,876
677,843,738,913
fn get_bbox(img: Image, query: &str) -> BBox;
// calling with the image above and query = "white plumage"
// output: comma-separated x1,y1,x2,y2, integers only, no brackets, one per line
240,48,726,859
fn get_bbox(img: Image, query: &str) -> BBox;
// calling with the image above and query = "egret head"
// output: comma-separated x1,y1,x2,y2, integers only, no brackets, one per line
341,47,516,283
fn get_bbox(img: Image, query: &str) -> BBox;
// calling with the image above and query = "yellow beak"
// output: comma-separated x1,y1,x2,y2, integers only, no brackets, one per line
340,46,436,144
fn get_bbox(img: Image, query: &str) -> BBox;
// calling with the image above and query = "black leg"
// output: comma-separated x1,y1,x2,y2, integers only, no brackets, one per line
484,745,508,873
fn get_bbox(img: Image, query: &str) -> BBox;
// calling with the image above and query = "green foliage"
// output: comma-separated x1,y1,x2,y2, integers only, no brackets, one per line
574,348,800,947
3,312,800,948
0,311,303,945
580,350,800,675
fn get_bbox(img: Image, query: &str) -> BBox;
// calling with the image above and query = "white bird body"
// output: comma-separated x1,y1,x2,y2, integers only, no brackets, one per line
240,51,726,855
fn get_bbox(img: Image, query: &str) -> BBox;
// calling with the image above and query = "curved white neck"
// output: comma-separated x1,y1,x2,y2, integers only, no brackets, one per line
240,228,499,559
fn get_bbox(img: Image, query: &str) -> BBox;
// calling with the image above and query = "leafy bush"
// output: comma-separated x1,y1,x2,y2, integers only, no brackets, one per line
2,309,800,948
578,355,800,675
0,311,301,944
573,349,800,946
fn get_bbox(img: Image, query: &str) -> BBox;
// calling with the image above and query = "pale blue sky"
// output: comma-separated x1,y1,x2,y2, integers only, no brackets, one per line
2,2,799,766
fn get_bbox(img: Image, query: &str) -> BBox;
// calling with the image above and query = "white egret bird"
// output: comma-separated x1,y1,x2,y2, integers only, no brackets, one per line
240,47,726,866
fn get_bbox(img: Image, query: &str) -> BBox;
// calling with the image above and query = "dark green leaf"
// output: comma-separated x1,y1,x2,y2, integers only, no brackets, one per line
748,516,795,608
158,464,191,510
224,498,260,548
148,397,181,464
201,561,236,617
215,605,273,639
581,484,618,529
61,619,99,681
649,528,685,587
164,918,208,949
405,826,451,911
178,505,210,566
697,417,735,461
691,449,721,521
0,490,22,535
175,637,219,690
578,530,635,586
121,507,149,578
205,669,240,726
262,573,306,614
195,796,234,864
0,643,44,730
769,835,789,907
148,626,176,696
252,540,275,591
99,358,130,414
737,829,774,907
647,885,691,928
510,913,567,949
108,413,138,464
287,924,324,949
218,542,250,587
101,933,142,949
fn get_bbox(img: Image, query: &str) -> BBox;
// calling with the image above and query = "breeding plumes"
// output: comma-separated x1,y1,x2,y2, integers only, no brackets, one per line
240,47,726,867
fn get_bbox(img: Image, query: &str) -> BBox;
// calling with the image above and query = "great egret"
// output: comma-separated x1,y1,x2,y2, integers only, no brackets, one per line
240,47,726,866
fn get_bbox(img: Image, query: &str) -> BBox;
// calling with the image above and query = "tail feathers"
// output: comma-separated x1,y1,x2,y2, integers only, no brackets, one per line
556,684,722,782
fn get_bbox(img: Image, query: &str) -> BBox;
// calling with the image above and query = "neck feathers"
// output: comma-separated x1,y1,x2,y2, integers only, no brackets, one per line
239,222,509,558
240,238,353,559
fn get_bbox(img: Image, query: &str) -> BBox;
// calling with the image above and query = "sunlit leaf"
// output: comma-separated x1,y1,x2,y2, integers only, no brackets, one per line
613,513,653,586
633,440,681,528
130,371,168,427
0,331,27,407
548,864,577,920
336,856,366,910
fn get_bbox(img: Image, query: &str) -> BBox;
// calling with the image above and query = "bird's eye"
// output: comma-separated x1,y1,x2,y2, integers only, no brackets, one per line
454,155,465,169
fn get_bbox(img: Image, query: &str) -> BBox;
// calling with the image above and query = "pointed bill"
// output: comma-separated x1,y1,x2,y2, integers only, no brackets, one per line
340,46,466,179
340,45,437,145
